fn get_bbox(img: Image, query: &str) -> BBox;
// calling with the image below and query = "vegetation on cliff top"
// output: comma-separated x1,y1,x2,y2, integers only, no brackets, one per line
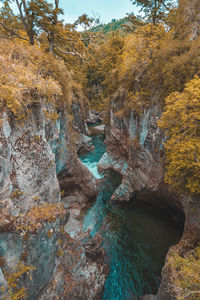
0,39,63,118
0,0,91,122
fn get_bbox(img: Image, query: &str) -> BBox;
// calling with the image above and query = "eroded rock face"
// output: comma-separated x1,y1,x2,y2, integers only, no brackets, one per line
58,157,98,204
86,110,101,124
98,105,164,202
97,101,200,299
0,102,105,300
39,211,106,300
0,105,60,213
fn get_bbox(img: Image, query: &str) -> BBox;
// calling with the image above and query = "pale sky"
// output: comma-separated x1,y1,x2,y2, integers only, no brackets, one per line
56,0,137,24
7,0,138,25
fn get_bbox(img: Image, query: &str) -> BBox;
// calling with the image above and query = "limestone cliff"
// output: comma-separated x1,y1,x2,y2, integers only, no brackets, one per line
0,101,105,299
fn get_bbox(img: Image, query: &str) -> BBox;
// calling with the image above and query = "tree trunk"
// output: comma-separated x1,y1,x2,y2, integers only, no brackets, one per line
29,34,34,45
48,32,55,53
152,0,157,25
16,0,35,45
47,0,59,54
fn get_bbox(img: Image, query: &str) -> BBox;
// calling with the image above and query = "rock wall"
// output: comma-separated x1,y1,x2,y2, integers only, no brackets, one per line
0,101,105,299
98,100,200,298
98,104,164,203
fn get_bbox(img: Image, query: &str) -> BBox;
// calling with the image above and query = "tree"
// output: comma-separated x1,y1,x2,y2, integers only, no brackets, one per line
0,1,25,40
0,0,64,48
131,0,173,25
122,13,144,33
31,0,64,52
0,0,87,59
159,76,200,194
0,0,36,44
74,13,94,31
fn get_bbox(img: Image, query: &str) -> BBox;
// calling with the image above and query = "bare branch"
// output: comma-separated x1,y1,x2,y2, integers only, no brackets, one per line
0,21,29,42
16,0,27,30
66,37,91,42
55,45,84,60
55,0,59,9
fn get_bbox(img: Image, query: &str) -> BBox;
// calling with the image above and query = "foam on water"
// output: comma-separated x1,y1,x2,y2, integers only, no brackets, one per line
81,159,103,179
79,133,106,179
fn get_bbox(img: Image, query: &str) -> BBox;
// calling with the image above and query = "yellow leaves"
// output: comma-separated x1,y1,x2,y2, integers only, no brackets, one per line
92,33,124,97
159,76,200,194
127,91,149,113
0,86,22,116
168,246,200,299
16,203,66,234
44,109,59,122
4,261,36,300
0,39,64,119
135,23,167,39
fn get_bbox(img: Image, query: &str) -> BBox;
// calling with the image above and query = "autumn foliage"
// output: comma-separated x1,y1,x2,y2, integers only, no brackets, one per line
168,246,200,299
0,39,65,117
3,262,36,300
159,77,200,194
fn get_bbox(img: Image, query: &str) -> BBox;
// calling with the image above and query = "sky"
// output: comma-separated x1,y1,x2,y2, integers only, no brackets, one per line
56,0,136,24
6,0,138,25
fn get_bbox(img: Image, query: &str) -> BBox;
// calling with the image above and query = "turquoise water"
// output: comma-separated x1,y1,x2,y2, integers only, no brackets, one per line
79,134,106,179
87,121,102,127
79,134,183,299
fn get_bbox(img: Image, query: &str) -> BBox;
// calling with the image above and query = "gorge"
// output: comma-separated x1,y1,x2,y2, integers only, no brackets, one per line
0,0,200,299
79,132,184,299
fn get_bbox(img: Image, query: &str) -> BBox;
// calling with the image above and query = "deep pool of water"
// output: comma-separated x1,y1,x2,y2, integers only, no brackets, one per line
79,134,183,300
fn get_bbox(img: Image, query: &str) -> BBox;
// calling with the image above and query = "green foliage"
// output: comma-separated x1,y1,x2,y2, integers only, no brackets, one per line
91,18,127,34
159,76,200,194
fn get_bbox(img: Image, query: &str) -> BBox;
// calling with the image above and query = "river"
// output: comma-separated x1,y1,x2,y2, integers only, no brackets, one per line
79,133,183,300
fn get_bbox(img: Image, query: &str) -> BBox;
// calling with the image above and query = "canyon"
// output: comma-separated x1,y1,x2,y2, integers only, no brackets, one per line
0,0,200,298
0,97,198,299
